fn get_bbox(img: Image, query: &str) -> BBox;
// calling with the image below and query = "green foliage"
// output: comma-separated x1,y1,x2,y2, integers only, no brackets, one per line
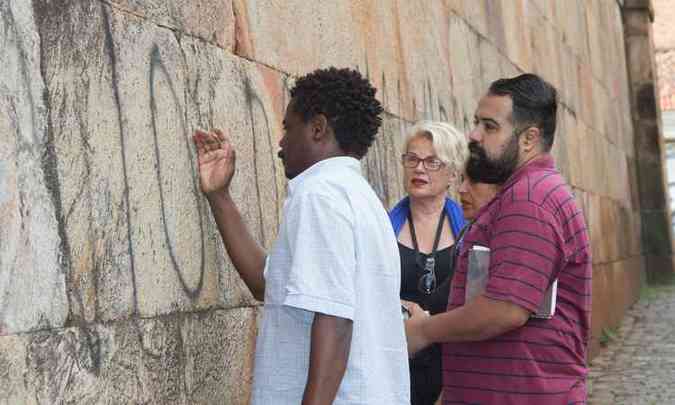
599,327,618,347
641,272,675,302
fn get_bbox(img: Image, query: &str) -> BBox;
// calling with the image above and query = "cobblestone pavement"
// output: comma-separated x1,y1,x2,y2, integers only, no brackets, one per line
588,284,675,405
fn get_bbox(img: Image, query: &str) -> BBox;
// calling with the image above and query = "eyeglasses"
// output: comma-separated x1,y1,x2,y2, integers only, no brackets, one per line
417,257,437,295
401,153,445,171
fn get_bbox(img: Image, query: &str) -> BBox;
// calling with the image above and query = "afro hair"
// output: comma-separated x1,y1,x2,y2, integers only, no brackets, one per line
290,67,384,158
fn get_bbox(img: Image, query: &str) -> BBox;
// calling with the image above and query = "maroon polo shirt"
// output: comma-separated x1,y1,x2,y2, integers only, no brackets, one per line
442,155,591,404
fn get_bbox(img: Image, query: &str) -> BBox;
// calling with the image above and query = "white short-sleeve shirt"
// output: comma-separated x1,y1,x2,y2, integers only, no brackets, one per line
251,157,410,405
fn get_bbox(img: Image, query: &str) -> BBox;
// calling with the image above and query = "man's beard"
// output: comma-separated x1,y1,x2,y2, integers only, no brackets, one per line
466,136,519,185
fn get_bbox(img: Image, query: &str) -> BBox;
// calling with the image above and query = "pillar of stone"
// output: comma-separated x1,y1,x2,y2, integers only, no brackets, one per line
623,0,675,282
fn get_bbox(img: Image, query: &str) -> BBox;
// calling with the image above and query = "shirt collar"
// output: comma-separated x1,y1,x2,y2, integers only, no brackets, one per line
500,153,556,191
287,156,361,195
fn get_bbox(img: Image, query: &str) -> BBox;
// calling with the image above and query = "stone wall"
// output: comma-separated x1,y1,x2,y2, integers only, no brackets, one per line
654,0,675,109
0,0,665,403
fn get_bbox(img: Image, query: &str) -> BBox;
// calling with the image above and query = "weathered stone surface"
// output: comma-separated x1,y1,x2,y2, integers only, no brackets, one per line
235,0,490,125
362,115,410,208
653,0,675,51
559,45,580,115
587,0,609,84
600,198,619,262
105,0,235,50
0,306,257,404
499,0,532,73
447,14,483,129
27,0,287,324
0,0,69,336
577,62,596,130
561,110,581,188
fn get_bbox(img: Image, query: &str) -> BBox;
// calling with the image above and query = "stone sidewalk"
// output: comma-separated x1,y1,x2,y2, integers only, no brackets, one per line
587,283,675,405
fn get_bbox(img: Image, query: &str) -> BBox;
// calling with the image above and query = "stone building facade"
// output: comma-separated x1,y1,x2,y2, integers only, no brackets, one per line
1,0,671,403
654,0,675,232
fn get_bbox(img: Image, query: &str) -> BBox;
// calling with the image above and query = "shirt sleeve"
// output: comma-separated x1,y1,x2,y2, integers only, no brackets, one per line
281,190,357,320
483,199,565,313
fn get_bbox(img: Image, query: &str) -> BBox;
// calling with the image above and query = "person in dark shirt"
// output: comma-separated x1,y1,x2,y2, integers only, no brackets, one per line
405,74,591,404
388,121,466,405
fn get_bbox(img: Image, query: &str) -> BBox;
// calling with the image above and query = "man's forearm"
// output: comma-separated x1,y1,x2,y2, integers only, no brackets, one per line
302,313,353,405
423,295,529,344
207,191,266,300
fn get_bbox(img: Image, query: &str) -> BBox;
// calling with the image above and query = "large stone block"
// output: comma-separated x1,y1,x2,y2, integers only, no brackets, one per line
235,0,482,124
104,0,235,50
362,115,410,208
0,307,257,404
18,0,288,325
234,0,361,76
0,0,69,336
233,0,402,112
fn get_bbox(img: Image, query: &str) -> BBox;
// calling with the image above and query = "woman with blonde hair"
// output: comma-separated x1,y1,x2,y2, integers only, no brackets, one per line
389,121,467,405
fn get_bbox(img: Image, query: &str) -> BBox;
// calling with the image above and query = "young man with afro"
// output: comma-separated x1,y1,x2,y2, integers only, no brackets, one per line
193,67,410,405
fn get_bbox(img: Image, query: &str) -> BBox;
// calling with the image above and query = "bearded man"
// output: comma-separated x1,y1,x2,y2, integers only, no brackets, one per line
404,74,591,405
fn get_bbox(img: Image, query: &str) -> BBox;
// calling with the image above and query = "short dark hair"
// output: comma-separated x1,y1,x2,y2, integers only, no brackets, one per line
488,73,558,152
290,67,383,158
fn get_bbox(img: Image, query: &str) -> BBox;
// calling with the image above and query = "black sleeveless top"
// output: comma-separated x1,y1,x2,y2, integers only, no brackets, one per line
399,242,455,405
399,243,454,315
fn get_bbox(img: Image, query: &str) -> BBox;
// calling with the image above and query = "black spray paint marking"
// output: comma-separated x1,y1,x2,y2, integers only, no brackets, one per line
149,44,206,299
